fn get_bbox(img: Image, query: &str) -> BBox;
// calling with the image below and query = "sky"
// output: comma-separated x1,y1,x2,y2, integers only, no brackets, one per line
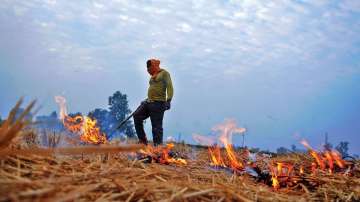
0,0,359,154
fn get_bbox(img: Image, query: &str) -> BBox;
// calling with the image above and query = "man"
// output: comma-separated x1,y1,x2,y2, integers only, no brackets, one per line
133,59,173,146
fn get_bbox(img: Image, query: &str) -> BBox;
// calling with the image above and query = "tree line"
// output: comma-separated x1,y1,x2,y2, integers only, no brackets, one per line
4,91,135,140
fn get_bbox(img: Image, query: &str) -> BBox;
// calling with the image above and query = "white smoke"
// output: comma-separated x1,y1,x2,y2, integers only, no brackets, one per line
54,96,68,121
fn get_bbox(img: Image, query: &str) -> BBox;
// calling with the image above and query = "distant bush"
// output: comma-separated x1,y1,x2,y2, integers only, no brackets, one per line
22,129,40,148
276,146,290,154
41,130,62,148
336,141,349,157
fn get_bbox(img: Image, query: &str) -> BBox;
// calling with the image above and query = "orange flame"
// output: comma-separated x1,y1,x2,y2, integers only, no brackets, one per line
269,162,294,189
300,139,326,170
331,150,345,168
324,151,334,173
271,176,280,190
208,145,225,167
300,166,304,174
300,139,347,173
63,115,83,133
81,116,107,144
213,119,246,170
139,143,187,165
55,96,107,144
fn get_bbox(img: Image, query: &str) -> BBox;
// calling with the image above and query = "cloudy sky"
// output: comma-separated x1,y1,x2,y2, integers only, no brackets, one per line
1,0,359,154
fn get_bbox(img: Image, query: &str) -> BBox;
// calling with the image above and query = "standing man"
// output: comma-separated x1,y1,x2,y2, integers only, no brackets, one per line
133,59,174,146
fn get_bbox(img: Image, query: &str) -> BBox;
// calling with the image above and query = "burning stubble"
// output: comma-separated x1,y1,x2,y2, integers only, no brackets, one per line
55,96,107,145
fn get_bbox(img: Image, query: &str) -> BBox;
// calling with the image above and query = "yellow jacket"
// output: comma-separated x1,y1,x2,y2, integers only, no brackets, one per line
147,69,173,102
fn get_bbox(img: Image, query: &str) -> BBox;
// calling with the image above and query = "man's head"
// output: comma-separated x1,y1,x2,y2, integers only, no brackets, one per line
147,59,161,76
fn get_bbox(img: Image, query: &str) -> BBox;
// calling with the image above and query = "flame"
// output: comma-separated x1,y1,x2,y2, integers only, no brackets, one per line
269,162,294,189
194,120,247,171
300,166,304,174
300,139,326,170
311,162,317,174
300,139,347,173
63,115,83,133
208,145,225,167
80,116,107,144
331,150,345,168
138,143,187,165
55,96,107,144
161,143,187,165
197,123,351,190
324,151,334,173
271,176,280,190
213,119,246,170
270,163,281,190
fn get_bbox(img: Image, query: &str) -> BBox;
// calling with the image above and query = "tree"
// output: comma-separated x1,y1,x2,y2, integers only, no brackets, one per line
324,132,333,151
68,112,82,117
335,141,349,157
36,111,63,131
88,108,112,134
14,108,33,123
277,147,290,154
108,91,135,138
0,115,3,126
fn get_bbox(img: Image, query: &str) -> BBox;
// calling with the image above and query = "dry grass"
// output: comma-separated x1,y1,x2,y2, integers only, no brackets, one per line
0,101,359,202
1,148,359,202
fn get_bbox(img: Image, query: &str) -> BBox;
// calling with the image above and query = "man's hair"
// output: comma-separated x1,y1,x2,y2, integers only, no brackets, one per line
146,60,152,68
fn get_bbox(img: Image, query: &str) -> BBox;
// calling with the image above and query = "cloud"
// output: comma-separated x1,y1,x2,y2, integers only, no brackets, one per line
1,0,359,82
1,0,360,154
340,0,360,12
176,23,192,33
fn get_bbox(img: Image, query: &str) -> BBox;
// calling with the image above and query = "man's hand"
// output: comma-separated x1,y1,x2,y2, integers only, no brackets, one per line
141,99,148,105
164,99,171,110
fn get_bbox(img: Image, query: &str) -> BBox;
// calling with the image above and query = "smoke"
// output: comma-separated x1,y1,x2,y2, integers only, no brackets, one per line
54,96,68,121
213,119,246,146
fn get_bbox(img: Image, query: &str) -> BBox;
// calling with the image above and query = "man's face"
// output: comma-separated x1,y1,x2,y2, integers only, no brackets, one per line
147,61,157,75
147,64,153,75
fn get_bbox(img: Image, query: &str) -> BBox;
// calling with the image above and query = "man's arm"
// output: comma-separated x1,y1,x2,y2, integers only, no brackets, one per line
165,71,173,101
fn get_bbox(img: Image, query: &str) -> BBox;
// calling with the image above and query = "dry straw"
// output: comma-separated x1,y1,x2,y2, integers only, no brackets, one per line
0,100,359,201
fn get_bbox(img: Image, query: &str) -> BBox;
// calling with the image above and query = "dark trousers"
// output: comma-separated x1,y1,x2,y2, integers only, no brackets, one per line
133,101,165,146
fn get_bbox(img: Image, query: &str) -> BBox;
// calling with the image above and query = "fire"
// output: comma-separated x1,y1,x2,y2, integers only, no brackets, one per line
300,139,346,173
208,145,226,167
331,150,345,168
300,166,304,174
194,119,246,171
55,96,107,144
271,176,280,190
161,143,187,165
63,115,83,133
197,121,352,191
138,143,187,165
80,116,107,144
324,151,334,173
270,162,294,189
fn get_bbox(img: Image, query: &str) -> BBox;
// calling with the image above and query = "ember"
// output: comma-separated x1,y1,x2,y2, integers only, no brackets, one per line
137,143,187,165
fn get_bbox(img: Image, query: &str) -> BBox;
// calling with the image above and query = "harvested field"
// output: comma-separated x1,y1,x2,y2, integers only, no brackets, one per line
1,101,359,202
1,146,359,202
